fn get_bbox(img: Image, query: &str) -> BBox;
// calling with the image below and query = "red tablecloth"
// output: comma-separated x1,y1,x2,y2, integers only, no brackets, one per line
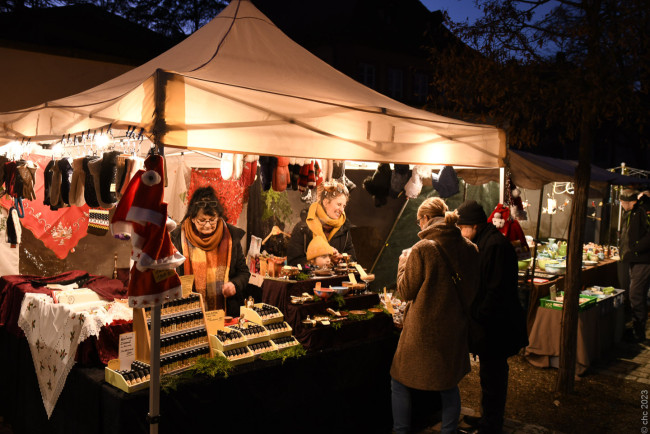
0,270,128,364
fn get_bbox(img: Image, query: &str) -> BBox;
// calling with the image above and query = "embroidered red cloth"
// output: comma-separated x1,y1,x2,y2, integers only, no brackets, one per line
0,270,125,338
188,168,245,224
0,154,89,259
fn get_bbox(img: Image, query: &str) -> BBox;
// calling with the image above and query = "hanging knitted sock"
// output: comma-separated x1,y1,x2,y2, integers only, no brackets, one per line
83,156,101,208
57,158,73,205
220,153,234,180
313,160,323,187
232,154,244,181
307,161,316,189
331,160,344,179
88,158,114,209
289,163,300,190
298,163,310,192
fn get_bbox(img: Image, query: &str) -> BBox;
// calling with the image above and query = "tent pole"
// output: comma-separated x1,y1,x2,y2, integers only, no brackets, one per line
148,305,161,434
147,67,168,434
370,198,410,273
529,186,545,284
499,167,505,203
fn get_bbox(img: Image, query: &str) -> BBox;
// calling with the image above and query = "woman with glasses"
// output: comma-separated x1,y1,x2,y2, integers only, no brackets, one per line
287,180,357,267
390,197,479,434
171,186,250,315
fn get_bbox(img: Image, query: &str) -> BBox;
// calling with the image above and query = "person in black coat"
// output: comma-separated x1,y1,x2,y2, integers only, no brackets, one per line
287,180,356,266
456,200,528,434
170,186,250,317
619,189,650,342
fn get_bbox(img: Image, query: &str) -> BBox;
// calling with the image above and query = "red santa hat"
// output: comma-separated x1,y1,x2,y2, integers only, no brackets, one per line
488,203,530,260
111,153,185,307
488,203,511,233
126,154,166,227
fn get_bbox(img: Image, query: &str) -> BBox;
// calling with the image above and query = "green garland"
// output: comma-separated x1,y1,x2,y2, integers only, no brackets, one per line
331,293,346,309
295,272,310,281
259,344,307,364
161,355,233,393
348,311,375,322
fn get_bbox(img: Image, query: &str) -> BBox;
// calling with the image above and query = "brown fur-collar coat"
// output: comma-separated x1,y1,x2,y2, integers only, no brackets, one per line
390,216,479,391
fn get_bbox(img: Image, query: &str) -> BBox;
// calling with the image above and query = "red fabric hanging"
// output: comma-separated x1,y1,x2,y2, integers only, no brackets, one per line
0,154,89,259
188,168,245,224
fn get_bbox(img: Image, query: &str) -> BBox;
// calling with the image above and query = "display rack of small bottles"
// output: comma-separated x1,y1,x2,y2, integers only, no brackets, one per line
272,335,300,350
105,360,152,393
240,303,284,325
131,293,213,377
211,316,299,365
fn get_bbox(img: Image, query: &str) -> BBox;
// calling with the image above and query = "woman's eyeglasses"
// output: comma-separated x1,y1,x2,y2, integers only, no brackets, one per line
194,218,218,227
195,200,218,208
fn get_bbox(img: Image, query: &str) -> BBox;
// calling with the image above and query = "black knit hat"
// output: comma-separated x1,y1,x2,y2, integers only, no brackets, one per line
456,200,488,225
363,163,392,207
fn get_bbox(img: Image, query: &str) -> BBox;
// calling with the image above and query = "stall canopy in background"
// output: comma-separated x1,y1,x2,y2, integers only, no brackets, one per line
457,149,643,193
0,0,504,168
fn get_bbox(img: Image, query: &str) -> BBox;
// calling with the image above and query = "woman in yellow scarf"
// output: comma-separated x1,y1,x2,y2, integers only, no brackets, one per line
287,180,357,266
170,187,250,315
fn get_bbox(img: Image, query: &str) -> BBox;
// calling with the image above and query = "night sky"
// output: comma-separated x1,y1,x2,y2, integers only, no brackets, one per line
421,0,483,23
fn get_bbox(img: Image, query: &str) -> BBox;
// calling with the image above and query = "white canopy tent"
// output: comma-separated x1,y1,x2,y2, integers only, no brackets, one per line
0,0,505,167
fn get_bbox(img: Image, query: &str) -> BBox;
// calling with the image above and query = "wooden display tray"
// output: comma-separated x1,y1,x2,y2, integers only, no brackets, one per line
229,323,271,345
215,347,255,366
265,321,293,340
241,303,284,325
105,359,149,394
271,336,300,350
247,340,279,358
209,326,248,352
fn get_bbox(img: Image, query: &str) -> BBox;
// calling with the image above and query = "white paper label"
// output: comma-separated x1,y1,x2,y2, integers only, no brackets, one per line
118,332,136,371
248,273,264,287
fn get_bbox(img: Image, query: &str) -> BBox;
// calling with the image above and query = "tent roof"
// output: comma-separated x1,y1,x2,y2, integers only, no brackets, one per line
457,149,643,189
0,0,504,167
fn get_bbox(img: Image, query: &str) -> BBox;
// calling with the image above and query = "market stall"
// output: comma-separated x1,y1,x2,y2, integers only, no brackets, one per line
0,1,510,432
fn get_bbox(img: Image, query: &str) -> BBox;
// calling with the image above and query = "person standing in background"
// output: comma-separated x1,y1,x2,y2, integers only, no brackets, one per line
619,189,650,342
390,197,479,434
456,200,528,434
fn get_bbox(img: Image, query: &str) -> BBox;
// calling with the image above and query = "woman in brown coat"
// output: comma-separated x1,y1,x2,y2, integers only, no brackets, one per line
390,197,479,434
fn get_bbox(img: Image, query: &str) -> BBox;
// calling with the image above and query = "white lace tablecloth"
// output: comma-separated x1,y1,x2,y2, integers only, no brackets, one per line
18,293,133,418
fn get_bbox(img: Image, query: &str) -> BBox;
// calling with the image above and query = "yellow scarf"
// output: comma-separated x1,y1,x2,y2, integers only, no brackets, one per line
306,202,346,241
181,218,232,310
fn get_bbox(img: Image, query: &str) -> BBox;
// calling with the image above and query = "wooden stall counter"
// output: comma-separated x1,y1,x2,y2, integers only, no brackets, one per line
525,290,625,374
260,275,393,351
525,259,619,334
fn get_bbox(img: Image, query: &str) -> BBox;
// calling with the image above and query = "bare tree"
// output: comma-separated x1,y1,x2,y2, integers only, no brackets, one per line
429,0,649,393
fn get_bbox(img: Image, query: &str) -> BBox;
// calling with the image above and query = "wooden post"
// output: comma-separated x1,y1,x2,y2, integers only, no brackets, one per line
556,113,592,394
147,67,169,434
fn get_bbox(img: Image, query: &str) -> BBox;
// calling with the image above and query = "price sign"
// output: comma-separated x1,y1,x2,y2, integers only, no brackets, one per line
118,332,136,371
205,309,225,334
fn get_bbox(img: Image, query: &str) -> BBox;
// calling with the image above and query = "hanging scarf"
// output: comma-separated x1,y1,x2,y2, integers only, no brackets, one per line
306,202,346,242
181,217,232,310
